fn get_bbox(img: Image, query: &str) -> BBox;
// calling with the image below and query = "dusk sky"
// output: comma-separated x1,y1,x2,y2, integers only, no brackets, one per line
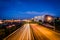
0,0,60,19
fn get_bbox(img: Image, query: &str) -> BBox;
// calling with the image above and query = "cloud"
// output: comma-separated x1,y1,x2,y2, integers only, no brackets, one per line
25,11,40,14
39,12,55,16
21,11,55,16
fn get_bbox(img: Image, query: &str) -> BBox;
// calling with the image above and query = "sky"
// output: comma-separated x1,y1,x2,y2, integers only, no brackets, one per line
0,0,60,19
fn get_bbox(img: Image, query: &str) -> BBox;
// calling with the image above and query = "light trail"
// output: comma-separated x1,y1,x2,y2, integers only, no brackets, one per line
30,24,60,40
4,23,60,40
4,23,34,40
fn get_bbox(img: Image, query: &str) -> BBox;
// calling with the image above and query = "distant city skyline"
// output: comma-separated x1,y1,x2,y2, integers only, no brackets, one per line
0,0,60,19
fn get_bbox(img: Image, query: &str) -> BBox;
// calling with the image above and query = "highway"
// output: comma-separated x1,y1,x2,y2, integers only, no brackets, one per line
4,23,60,40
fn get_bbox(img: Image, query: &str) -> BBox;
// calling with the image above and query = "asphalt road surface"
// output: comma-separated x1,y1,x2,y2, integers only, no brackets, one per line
4,23,60,40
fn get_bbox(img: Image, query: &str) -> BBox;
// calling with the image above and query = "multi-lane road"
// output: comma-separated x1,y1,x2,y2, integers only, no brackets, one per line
4,23,60,40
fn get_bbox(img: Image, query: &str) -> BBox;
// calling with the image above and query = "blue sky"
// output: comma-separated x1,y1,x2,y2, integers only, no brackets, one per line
0,0,60,19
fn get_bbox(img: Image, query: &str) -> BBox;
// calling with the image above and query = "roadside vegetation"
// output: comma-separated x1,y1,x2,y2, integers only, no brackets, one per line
0,21,25,40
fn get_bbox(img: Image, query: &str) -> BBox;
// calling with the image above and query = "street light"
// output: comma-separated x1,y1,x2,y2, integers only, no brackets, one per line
47,16,52,21
0,21,3,24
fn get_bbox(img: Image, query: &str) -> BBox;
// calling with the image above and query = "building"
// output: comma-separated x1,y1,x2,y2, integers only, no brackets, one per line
34,15,44,22
33,15,54,23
